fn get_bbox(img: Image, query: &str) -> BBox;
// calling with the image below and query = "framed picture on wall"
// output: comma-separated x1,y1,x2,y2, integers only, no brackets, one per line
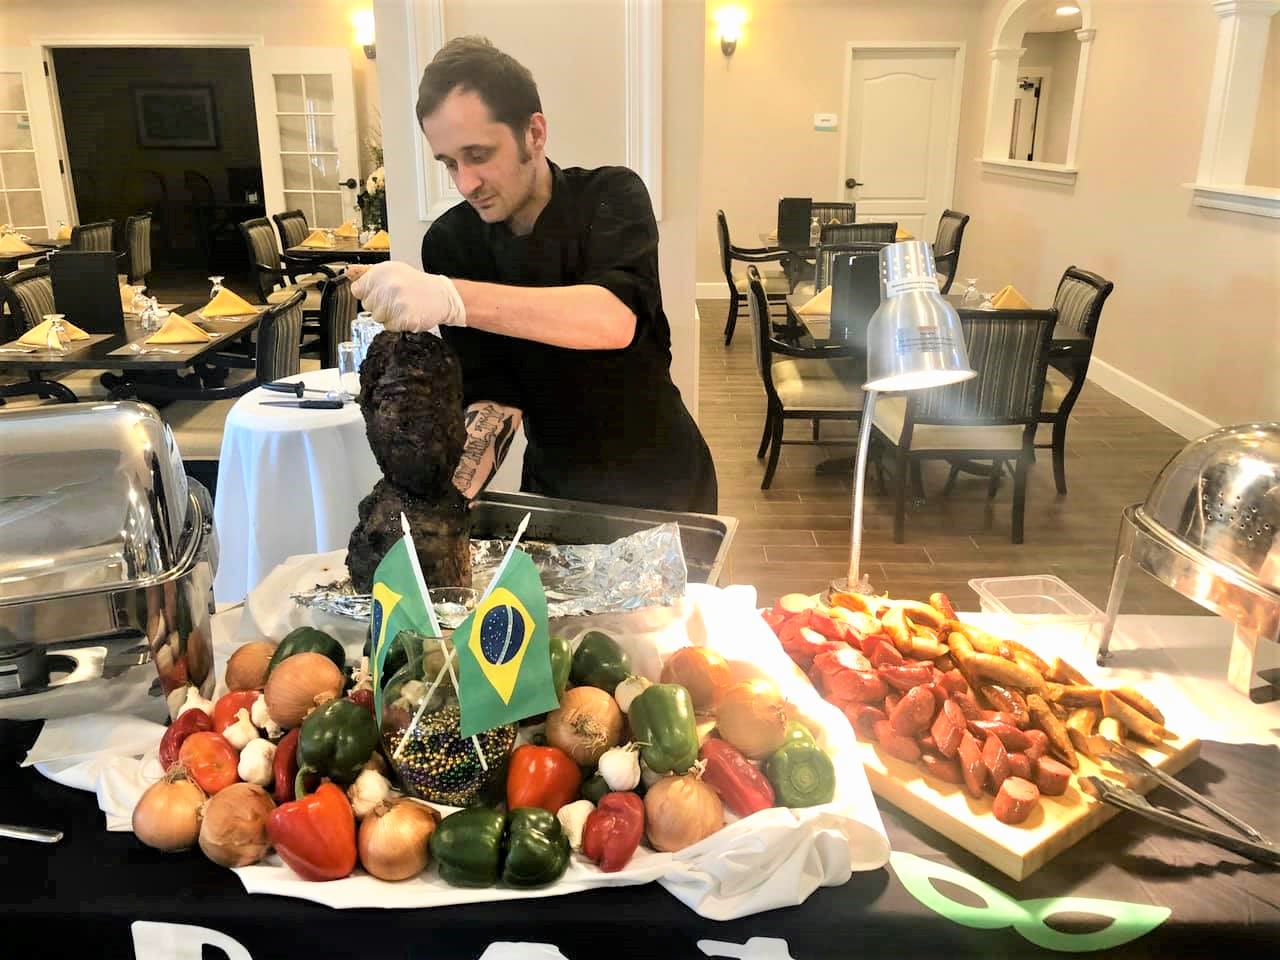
133,85,219,149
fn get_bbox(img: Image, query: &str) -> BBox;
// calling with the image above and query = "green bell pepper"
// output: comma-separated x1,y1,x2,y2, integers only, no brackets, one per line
430,807,506,887
549,634,572,701
765,740,836,808
295,698,379,794
502,807,571,888
268,626,346,677
580,771,610,805
783,721,817,748
570,631,632,694
628,683,699,774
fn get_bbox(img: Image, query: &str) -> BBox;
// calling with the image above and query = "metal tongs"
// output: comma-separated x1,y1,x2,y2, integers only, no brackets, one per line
1082,742,1280,866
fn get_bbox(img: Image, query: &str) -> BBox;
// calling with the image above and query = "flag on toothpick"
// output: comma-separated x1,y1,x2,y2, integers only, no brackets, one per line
451,545,559,738
369,530,440,722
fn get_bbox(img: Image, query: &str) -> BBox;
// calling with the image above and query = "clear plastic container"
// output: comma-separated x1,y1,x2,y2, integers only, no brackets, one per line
967,574,1103,650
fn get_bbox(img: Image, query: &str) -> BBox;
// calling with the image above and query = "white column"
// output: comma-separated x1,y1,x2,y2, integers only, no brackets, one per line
1063,28,1096,168
1196,0,1280,185
983,47,1026,160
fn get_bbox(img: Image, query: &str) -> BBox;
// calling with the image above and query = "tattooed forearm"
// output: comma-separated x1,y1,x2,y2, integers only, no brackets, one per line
453,401,522,500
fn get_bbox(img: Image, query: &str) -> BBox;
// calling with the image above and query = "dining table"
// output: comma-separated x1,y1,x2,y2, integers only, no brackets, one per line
0,237,69,274
285,236,391,265
0,307,264,403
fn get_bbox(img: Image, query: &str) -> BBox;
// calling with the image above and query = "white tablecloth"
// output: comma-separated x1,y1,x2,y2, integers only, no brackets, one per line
212,368,380,603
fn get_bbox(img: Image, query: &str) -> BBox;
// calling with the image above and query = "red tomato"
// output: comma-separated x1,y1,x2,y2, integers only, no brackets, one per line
178,731,240,794
211,690,260,734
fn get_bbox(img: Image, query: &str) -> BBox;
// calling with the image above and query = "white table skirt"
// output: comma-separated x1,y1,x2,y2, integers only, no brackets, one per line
212,368,380,602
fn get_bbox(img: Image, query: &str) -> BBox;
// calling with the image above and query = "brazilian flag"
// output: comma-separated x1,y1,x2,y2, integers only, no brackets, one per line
452,549,559,738
370,536,437,721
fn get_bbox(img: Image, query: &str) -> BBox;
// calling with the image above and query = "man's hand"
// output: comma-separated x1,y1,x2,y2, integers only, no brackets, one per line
349,261,467,333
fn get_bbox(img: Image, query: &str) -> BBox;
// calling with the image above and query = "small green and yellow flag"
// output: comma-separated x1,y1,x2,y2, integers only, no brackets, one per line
370,533,438,721
451,548,559,738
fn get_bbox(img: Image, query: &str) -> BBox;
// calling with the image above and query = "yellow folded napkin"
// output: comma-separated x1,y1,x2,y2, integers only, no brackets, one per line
796,285,833,316
991,284,1032,310
120,284,142,312
200,288,258,317
829,217,842,225
146,314,211,344
0,234,36,254
333,220,358,238
362,229,390,250
56,224,73,241
18,317,90,347
300,229,334,248
895,227,914,241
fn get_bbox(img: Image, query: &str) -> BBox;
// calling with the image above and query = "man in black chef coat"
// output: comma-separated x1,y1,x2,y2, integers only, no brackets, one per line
350,37,717,514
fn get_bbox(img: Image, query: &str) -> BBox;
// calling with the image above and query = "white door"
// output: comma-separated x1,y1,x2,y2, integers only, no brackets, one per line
840,47,960,242
249,47,361,229
0,48,70,239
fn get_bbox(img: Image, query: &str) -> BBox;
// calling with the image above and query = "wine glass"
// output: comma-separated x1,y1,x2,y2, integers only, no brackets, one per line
131,287,151,315
960,278,982,307
43,313,68,353
208,276,225,299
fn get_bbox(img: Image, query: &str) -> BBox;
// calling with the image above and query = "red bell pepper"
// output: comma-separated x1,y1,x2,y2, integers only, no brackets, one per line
266,782,356,881
699,738,775,817
581,792,645,873
211,690,261,735
506,744,582,814
273,728,302,805
158,708,212,770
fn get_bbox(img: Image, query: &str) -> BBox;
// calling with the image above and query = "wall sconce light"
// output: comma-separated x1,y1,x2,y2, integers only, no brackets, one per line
714,6,747,58
353,9,376,59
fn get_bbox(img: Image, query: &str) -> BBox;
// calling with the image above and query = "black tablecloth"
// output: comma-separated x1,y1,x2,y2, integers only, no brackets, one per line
2,724,1276,959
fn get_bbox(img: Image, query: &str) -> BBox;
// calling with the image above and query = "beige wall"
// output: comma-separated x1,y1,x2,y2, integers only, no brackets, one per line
696,0,984,287
0,0,383,178
1246,13,1280,188
955,0,1280,427
1019,30,1080,165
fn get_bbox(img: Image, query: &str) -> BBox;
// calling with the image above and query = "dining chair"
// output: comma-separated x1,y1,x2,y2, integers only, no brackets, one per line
1037,266,1115,495
811,202,856,225
716,209,790,347
932,210,970,295
811,241,888,295
125,213,152,287
300,272,359,371
871,311,1054,543
746,266,863,489
239,217,325,313
776,198,814,247
69,220,115,253
821,222,898,245
272,209,311,252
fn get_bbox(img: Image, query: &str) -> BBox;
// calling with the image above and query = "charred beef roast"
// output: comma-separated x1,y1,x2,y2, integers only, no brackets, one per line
346,331,473,592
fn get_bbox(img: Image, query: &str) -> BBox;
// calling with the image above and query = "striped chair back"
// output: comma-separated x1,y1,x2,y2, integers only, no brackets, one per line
256,289,305,383
125,213,152,285
1053,266,1114,339
911,312,1054,425
318,273,358,367
240,217,283,302
69,220,114,253
272,210,310,251
0,264,55,337
932,209,970,294
811,202,856,225
744,266,774,385
822,221,897,244
814,241,886,292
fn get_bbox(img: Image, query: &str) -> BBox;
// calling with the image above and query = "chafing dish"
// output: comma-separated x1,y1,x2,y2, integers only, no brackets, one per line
0,402,217,720
1098,422,1280,699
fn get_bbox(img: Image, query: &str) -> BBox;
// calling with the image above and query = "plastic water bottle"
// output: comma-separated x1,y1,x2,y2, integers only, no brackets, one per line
809,216,821,247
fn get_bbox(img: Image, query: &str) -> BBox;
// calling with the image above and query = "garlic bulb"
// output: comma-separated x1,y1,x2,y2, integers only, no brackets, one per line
556,799,595,852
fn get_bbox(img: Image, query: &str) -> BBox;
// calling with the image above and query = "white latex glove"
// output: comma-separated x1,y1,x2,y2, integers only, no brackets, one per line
349,260,466,332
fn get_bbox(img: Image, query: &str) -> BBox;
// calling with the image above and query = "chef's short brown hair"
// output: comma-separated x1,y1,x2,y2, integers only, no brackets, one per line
417,37,542,141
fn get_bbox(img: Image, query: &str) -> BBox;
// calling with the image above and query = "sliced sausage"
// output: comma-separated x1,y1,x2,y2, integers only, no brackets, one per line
968,720,1032,752
890,685,937,737
930,699,967,759
918,734,938,753
993,776,1040,825
1034,757,1072,797
878,663,935,692
920,752,964,785
1023,728,1050,761
1007,752,1032,781
845,704,886,742
979,684,1031,727
873,720,923,764
957,731,986,799
982,733,1011,793
951,691,984,721
937,671,969,697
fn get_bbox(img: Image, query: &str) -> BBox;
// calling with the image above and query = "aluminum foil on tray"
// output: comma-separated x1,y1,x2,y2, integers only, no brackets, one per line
291,521,688,621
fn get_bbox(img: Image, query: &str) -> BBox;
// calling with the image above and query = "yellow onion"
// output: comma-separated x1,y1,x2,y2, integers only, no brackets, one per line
546,686,623,765
132,768,206,852
358,798,441,881
644,774,724,852
716,679,789,759
198,781,275,867
225,640,277,691
264,652,344,728
661,647,732,714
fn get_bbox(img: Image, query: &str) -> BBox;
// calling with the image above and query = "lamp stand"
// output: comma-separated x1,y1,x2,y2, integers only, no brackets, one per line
838,388,879,594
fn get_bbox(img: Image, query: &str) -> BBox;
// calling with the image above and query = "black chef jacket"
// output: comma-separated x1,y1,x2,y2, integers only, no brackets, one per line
421,160,717,515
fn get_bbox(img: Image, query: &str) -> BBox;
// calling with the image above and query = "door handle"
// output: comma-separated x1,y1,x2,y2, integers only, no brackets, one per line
845,178,864,189
338,178,359,189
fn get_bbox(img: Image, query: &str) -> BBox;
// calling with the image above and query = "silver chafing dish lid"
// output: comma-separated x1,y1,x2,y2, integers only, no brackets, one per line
0,401,192,604
1136,421,1280,594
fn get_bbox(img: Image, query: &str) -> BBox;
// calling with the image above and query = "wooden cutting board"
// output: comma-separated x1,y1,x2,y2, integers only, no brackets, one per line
858,731,1200,881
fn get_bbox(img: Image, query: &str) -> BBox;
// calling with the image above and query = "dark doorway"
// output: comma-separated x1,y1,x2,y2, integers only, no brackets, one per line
51,46,263,289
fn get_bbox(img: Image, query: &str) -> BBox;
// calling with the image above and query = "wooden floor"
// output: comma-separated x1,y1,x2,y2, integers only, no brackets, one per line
698,298,1205,617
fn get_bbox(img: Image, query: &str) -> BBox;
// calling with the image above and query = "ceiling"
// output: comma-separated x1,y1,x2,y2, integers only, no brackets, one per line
1022,3,1084,33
